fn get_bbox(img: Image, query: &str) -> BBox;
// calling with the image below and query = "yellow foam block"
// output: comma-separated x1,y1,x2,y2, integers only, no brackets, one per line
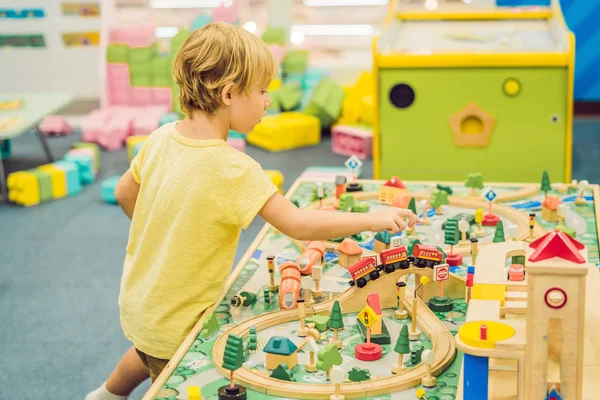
187,385,202,400
471,283,507,306
458,320,515,349
7,171,40,207
354,71,374,95
247,112,320,152
359,95,374,125
39,164,67,199
269,78,282,92
126,135,148,163
265,169,284,193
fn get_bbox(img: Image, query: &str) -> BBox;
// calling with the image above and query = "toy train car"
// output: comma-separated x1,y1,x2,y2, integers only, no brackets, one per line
412,244,444,268
348,257,381,288
380,246,410,273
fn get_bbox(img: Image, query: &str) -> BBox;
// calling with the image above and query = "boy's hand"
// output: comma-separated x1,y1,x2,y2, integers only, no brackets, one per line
369,208,419,234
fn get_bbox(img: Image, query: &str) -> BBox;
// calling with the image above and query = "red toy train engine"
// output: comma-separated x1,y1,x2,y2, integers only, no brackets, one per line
380,246,410,273
412,244,444,268
348,257,381,288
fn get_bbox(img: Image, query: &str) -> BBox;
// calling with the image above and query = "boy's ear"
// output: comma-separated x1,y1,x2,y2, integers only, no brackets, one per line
221,83,234,106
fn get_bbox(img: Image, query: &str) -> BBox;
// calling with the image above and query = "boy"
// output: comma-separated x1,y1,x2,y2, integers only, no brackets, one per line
86,23,417,400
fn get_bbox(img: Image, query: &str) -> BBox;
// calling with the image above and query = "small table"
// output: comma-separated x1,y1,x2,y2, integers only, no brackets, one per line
0,93,73,202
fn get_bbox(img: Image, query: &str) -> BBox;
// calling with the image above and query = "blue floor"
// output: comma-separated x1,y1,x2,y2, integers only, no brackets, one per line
1,118,599,399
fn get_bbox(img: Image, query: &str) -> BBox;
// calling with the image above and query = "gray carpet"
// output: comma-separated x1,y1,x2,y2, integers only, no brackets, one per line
1,120,599,399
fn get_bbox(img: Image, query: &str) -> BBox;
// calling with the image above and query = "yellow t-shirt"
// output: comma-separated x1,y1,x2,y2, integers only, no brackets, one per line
118,122,278,359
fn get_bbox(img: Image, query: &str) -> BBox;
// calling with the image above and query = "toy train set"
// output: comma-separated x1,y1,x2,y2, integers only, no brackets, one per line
348,244,444,287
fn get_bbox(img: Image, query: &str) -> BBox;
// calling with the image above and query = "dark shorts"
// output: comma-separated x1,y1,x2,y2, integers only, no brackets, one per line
135,348,170,382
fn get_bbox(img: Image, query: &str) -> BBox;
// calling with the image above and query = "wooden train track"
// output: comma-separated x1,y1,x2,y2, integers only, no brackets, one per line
212,267,457,399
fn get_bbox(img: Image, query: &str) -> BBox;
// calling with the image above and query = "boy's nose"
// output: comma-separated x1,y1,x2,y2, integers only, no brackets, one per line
265,94,272,108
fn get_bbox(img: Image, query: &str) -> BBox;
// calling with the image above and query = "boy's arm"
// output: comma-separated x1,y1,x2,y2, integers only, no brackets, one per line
114,170,140,220
258,193,418,241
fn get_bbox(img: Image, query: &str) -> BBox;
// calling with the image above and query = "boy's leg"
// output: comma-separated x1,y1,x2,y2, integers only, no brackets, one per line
105,346,150,395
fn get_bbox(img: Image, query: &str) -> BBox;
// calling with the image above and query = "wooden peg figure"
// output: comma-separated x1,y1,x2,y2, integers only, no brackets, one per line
469,237,478,266
312,265,324,298
420,199,430,225
329,365,345,400
267,255,278,292
297,299,308,337
458,220,470,246
421,350,437,388
575,180,589,205
394,281,408,320
557,204,566,226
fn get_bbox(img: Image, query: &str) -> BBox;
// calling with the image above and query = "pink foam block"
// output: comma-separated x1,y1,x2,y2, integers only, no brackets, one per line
40,115,72,136
212,3,239,23
98,114,134,151
109,26,155,47
81,110,105,142
227,137,246,152
132,107,167,136
130,88,152,107
150,88,172,109
270,45,286,64
331,125,373,160
108,89,131,106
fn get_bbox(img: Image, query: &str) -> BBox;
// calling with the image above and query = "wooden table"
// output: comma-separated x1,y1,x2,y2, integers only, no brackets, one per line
0,93,73,201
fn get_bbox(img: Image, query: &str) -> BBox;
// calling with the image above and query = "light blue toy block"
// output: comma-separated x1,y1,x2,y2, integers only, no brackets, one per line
303,69,328,90
63,153,95,185
53,160,82,196
300,90,313,111
191,14,211,30
284,74,304,87
228,130,245,139
132,143,144,159
159,112,182,126
101,176,121,204
1,139,11,159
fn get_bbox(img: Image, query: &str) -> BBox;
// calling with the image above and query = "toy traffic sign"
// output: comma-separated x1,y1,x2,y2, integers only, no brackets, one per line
482,187,497,203
434,264,449,281
345,155,363,181
358,305,378,328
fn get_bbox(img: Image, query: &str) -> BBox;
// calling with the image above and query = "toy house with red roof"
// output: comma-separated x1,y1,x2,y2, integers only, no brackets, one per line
338,238,363,268
379,176,407,205
542,195,561,223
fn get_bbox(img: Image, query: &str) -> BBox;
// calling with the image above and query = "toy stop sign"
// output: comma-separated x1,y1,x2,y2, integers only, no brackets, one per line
434,264,449,282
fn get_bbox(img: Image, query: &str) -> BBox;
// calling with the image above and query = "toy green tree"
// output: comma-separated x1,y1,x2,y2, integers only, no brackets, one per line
408,197,417,215
339,193,355,212
348,367,371,382
202,312,219,339
316,343,343,379
493,220,506,243
393,325,411,372
222,334,245,389
270,364,296,381
436,184,453,195
409,344,424,366
444,218,460,254
408,238,421,256
249,327,257,351
328,300,344,344
465,173,484,196
430,190,449,215
541,170,552,198
311,185,328,202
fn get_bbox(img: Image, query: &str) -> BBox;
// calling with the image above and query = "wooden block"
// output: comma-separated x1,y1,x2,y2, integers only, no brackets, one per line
471,283,506,306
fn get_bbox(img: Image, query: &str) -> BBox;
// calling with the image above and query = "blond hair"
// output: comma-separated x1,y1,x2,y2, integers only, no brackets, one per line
173,23,277,115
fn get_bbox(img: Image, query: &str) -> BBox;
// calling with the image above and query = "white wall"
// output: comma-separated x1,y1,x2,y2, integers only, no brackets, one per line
0,0,102,99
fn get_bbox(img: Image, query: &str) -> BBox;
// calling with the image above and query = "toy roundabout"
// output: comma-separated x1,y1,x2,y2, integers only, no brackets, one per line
149,168,600,400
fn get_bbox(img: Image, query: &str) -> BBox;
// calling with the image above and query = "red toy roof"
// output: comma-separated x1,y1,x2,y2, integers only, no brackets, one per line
366,293,382,315
528,230,585,264
383,176,406,189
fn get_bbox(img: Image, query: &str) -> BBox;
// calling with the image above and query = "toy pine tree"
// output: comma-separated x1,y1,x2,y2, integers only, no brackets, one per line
493,220,506,243
392,325,411,373
474,208,484,236
348,367,371,382
430,190,449,215
408,238,421,256
408,197,417,215
444,218,460,254
292,199,300,208
222,334,244,389
249,327,257,351
465,173,484,196
540,170,552,199
339,193,355,212
270,363,296,382
328,300,344,347
316,343,343,379
202,312,219,339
